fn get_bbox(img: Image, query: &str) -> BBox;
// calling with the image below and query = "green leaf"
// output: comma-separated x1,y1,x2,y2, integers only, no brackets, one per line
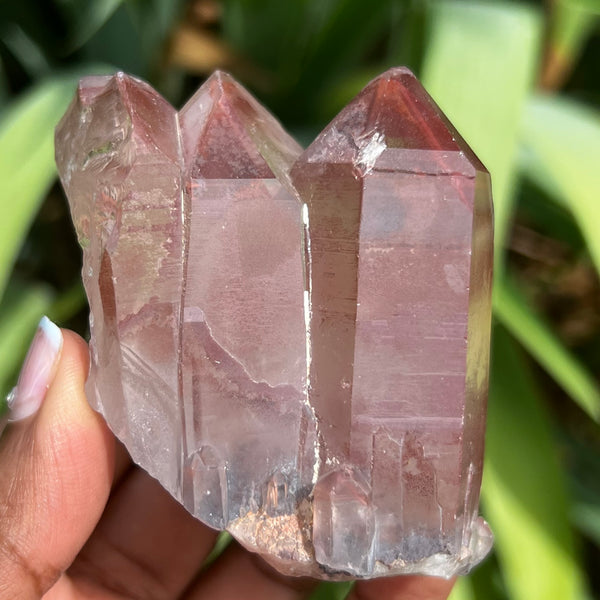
222,0,393,124
520,94,600,274
0,394,7,421
564,434,600,546
467,554,508,600
448,577,475,600
0,60,8,112
202,532,232,568
56,0,125,51
482,325,588,600
310,581,353,600
572,503,600,547
542,0,598,89
0,282,53,398
421,1,542,271
560,0,600,12
385,0,428,69
450,562,507,600
0,76,78,299
47,281,86,325
81,0,186,82
493,277,600,422
126,0,188,61
552,0,597,58
0,23,51,78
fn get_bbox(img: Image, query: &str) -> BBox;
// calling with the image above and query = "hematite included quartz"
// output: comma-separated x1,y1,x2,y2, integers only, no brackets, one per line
55,67,493,580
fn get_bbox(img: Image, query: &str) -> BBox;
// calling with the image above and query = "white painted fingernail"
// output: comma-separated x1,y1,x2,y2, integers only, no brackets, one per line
6,316,63,422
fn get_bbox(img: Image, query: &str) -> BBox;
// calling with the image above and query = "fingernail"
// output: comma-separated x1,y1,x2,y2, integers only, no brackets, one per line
6,316,63,422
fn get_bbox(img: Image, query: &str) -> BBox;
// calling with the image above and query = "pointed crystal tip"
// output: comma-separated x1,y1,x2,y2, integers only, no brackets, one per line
180,70,302,179
298,66,486,177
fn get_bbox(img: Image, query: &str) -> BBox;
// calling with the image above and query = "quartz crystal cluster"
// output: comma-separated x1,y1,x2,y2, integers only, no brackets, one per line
55,68,494,579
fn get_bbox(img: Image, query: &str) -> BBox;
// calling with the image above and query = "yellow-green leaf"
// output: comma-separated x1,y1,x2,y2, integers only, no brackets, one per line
520,94,600,275
483,325,588,600
0,77,77,299
448,577,475,600
493,277,600,422
421,0,542,271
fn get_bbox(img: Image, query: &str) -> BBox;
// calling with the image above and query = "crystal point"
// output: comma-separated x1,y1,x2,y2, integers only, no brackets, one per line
56,68,493,580
291,67,493,576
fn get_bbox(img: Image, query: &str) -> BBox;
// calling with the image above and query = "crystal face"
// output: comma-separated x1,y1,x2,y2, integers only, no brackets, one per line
55,67,493,580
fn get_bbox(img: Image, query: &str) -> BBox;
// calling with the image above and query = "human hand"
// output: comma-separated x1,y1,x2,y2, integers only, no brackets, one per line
0,318,455,600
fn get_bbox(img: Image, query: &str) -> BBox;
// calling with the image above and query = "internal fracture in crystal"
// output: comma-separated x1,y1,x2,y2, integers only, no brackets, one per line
56,67,494,579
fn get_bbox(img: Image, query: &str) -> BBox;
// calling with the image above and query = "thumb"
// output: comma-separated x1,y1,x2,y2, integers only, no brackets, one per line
0,318,115,599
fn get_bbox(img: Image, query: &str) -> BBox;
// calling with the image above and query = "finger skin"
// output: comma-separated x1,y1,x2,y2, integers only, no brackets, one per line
66,468,218,600
183,543,317,600
0,330,115,599
349,575,455,600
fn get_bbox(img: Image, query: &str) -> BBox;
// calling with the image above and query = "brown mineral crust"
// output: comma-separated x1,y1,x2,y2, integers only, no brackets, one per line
228,497,316,577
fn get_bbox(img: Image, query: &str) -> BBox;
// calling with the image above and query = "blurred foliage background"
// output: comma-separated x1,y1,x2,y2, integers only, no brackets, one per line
0,0,599,598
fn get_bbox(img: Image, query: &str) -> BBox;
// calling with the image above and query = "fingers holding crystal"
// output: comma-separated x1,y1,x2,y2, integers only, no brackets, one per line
0,328,115,598
66,467,219,598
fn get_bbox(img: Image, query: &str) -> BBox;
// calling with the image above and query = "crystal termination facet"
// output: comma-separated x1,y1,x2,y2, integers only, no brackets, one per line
55,67,494,580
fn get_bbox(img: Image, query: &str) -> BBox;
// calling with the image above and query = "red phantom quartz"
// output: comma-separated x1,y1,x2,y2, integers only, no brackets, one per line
55,67,493,579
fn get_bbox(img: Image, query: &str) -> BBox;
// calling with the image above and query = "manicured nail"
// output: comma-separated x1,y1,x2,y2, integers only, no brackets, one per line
6,316,63,422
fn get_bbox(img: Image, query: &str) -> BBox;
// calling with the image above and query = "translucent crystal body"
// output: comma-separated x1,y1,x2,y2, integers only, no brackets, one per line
56,67,493,579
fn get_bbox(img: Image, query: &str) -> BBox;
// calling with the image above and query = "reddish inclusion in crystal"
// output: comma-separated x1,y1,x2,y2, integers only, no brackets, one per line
56,67,493,580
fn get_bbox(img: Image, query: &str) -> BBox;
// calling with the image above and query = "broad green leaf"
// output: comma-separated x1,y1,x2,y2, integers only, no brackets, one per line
421,1,542,270
0,61,8,112
518,145,564,210
448,577,475,600
552,0,598,58
493,277,600,422
564,434,600,546
47,282,86,325
542,0,598,89
81,6,148,76
126,0,188,61
82,0,186,82
0,283,53,398
56,0,125,51
222,0,393,124
0,76,77,299
482,325,587,600
310,581,353,600
385,0,428,69
467,554,508,600
222,0,307,70
572,503,600,547
318,67,383,122
520,94,600,274
0,23,51,77
561,0,600,12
